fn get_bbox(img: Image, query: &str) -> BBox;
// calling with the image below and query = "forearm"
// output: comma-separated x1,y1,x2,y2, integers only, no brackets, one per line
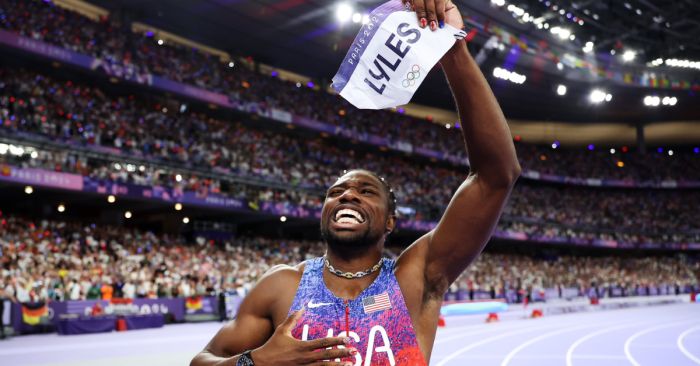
440,41,521,187
190,350,240,366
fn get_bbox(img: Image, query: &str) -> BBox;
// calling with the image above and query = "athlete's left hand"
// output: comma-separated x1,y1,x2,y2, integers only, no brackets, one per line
402,0,464,31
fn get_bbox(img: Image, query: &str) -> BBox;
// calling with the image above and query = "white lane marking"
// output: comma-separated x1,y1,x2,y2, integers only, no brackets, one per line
624,320,691,366
565,322,645,366
677,324,700,365
500,323,599,366
0,334,206,356
435,320,556,345
434,322,573,366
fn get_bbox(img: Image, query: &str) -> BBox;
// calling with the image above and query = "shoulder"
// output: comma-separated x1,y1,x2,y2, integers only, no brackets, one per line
240,261,309,326
253,261,307,293
395,233,431,272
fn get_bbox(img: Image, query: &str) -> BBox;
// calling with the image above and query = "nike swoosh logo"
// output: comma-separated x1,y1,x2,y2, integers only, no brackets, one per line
308,300,333,309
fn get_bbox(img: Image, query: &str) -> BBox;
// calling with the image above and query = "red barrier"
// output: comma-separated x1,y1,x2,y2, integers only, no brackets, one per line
486,313,499,323
530,309,543,318
438,315,446,327
116,318,127,332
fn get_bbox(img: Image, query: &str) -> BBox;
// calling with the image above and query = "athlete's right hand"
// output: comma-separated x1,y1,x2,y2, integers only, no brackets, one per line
251,309,356,366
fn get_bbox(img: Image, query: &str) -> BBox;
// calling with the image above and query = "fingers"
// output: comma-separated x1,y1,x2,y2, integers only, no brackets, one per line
436,0,447,28
308,361,354,366
305,336,350,350
424,0,437,30
413,1,445,31
313,347,357,361
413,0,427,28
280,308,305,335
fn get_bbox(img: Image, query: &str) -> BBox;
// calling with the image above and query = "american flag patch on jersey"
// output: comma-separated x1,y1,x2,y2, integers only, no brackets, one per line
362,292,391,314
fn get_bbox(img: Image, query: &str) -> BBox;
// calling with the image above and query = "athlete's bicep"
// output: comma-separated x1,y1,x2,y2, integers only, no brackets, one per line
197,265,299,359
203,295,274,357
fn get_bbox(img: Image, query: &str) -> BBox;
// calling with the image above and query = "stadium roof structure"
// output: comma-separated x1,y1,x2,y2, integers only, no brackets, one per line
89,0,700,124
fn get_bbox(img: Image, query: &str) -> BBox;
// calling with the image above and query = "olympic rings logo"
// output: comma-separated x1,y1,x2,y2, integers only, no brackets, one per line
402,65,421,88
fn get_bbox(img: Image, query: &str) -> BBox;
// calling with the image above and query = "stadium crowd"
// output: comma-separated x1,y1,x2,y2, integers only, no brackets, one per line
1,0,699,183
0,0,699,309
1,214,698,303
2,66,700,244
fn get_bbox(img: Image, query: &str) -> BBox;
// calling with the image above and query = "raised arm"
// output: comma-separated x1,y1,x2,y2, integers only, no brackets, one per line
403,1,521,290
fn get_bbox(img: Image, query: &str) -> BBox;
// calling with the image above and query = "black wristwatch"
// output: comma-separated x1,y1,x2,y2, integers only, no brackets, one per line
236,350,255,366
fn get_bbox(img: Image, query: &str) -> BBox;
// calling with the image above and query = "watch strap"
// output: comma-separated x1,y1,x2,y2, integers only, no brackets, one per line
236,350,255,366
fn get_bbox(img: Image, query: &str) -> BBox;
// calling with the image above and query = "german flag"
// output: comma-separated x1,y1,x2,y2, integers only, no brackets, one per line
186,296,203,311
22,303,49,325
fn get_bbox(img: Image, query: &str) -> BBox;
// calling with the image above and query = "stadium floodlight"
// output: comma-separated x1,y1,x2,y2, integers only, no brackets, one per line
107,195,116,203
622,50,636,62
175,203,183,211
183,217,190,224
644,96,659,106
491,0,505,6
362,14,370,24
336,3,354,23
583,42,594,53
124,211,132,219
157,39,164,46
352,12,362,23
280,216,287,222
589,89,610,103
57,204,66,213
493,67,527,84
556,84,567,96
24,186,33,195
30,151,39,159
550,27,571,40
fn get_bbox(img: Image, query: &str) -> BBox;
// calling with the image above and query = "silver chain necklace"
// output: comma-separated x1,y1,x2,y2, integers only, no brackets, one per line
323,256,384,279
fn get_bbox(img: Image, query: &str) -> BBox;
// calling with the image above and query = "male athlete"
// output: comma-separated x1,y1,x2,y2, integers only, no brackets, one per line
192,1,520,365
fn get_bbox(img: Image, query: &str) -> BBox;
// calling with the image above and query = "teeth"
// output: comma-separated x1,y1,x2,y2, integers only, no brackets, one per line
335,209,363,222
338,217,360,224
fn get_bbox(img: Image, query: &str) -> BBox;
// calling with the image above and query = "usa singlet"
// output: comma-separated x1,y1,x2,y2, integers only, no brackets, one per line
288,257,427,366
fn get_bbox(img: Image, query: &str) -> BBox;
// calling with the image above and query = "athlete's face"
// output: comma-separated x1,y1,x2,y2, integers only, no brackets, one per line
320,171,395,250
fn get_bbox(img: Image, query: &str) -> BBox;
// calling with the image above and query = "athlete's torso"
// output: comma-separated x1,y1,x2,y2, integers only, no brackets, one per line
288,257,427,366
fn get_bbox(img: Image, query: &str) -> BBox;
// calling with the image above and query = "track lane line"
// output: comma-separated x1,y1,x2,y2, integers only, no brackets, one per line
624,320,692,366
500,323,601,366
677,324,700,365
565,322,649,366
434,322,579,366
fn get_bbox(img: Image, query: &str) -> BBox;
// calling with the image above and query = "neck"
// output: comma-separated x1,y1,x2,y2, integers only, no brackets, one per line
325,245,383,272
322,246,384,300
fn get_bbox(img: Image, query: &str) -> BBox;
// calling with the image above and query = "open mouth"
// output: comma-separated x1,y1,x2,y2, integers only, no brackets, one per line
332,207,366,225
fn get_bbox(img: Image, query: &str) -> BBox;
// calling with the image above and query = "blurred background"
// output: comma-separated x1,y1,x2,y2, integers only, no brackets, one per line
0,0,698,365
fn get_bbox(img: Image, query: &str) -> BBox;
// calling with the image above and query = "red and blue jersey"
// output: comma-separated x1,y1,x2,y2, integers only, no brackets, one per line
289,257,427,366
